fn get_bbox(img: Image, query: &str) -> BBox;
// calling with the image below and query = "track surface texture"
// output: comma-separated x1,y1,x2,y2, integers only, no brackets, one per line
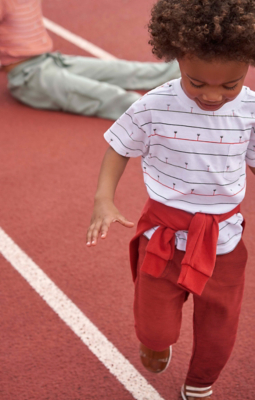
0,1,255,399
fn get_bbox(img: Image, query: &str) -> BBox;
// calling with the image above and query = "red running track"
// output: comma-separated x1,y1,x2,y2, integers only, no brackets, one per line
0,1,254,399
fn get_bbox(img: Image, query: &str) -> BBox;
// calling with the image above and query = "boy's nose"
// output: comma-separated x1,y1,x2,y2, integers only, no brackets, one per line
202,92,223,103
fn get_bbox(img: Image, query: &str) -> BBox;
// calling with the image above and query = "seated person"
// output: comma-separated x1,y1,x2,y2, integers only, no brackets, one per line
0,0,180,120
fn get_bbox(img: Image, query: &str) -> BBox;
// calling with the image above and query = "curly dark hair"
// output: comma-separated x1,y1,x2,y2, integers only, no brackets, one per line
148,0,255,65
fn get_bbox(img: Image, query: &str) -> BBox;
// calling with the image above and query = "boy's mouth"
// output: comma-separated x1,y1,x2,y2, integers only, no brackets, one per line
196,98,226,111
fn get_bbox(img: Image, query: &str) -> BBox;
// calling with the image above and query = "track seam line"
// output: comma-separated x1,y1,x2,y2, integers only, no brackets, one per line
43,17,117,60
0,227,166,400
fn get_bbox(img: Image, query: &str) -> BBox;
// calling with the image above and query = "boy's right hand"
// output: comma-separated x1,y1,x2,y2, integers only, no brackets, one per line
86,198,134,246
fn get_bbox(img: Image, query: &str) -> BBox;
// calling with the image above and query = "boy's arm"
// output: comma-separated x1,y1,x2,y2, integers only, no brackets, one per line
86,146,134,246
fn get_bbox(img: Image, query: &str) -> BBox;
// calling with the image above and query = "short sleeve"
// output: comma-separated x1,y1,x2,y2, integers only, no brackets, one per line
104,100,150,158
246,125,255,167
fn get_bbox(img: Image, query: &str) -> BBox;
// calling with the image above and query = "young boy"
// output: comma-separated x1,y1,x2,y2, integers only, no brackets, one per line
87,0,255,398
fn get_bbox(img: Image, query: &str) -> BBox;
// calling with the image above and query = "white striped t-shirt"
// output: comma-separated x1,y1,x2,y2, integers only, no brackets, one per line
104,78,255,254
0,0,52,66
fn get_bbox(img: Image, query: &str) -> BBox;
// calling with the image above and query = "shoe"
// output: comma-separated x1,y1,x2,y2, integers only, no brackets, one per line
181,384,213,399
139,343,172,373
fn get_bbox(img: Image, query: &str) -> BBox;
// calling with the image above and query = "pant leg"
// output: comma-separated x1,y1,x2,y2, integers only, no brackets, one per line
8,55,68,110
134,235,188,351
7,54,141,119
185,239,248,388
59,54,181,89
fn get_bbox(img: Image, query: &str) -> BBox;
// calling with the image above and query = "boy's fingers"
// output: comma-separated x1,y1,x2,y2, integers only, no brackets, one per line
87,214,134,246
91,221,104,244
89,218,114,244
86,224,95,245
100,221,110,238
87,220,102,245
113,215,134,228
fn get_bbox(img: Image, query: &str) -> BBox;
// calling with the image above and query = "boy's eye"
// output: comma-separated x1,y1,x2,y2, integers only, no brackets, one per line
190,81,239,91
190,81,204,88
223,84,238,91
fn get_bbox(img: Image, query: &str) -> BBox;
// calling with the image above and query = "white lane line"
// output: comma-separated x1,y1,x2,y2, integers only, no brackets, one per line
43,17,117,60
0,227,165,400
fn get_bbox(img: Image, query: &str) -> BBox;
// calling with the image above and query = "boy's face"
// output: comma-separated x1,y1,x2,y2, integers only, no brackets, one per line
178,56,249,112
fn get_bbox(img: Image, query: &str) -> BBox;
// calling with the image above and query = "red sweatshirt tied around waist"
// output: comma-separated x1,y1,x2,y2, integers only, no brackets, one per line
129,199,240,296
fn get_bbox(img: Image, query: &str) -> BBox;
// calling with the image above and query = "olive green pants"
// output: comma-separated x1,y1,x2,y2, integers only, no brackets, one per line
8,52,180,120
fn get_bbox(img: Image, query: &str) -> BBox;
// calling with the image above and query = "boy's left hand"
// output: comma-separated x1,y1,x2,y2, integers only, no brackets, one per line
86,198,134,246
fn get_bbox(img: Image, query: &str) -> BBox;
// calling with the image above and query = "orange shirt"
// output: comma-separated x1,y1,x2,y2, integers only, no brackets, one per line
0,0,53,66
